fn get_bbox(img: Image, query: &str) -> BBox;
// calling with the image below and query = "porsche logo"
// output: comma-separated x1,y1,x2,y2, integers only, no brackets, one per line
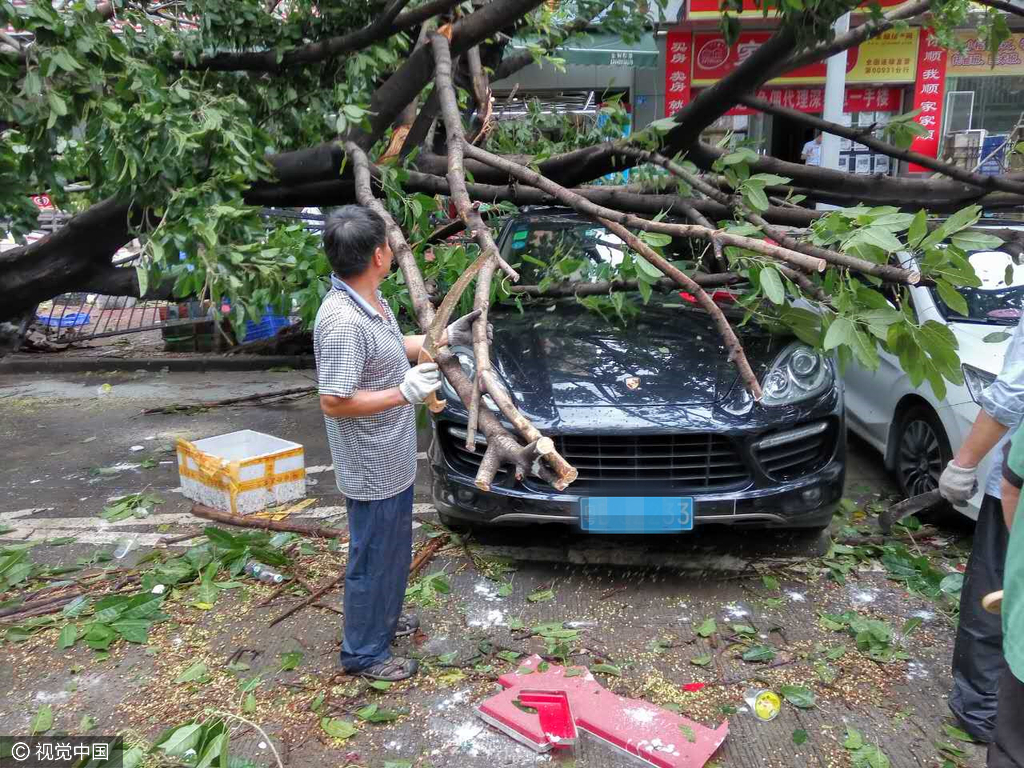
625,376,641,390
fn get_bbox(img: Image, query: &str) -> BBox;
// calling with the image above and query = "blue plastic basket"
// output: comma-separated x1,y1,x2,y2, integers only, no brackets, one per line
243,313,292,341
37,312,91,328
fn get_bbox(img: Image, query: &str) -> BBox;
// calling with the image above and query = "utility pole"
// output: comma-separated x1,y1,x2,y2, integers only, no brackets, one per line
819,12,850,172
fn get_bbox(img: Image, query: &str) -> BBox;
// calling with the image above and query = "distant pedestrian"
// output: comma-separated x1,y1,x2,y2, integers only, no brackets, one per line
939,317,1024,741
801,132,823,166
313,205,489,681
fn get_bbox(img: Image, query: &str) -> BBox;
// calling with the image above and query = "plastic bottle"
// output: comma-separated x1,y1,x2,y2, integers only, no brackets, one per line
244,561,285,584
113,534,138,559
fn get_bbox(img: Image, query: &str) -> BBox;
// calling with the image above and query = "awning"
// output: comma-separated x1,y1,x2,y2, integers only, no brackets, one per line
509,31,658,69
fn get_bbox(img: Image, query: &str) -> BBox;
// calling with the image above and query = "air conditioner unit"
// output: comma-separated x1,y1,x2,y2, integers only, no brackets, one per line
943,129,987,169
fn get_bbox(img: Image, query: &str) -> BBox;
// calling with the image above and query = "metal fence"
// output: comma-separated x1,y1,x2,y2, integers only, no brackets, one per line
26,208,325,349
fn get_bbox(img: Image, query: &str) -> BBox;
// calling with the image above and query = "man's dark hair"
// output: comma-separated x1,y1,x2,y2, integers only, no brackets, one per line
322,205,388,278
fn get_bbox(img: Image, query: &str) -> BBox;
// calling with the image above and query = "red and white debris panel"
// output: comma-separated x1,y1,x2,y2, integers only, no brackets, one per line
476,655,728,767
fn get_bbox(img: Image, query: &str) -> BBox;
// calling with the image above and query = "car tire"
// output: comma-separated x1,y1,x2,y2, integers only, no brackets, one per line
893,405,953,499
438,511,474,533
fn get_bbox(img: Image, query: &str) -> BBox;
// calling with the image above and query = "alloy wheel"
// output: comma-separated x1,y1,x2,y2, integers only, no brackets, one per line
898,419,944,497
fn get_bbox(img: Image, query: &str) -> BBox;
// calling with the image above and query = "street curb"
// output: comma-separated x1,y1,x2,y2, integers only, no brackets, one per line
0,355,316,374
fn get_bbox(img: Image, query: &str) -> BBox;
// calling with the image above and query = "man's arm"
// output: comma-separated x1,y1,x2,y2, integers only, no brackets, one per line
404,335,427,362
954,410,1011,469
321,390,407,419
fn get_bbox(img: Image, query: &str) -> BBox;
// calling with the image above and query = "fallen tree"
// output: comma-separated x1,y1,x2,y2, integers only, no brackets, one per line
1,0,1021,488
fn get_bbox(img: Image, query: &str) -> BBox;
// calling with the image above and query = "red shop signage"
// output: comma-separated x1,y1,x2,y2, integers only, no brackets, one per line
907,30,947,172
709,86,903,115
664,31,693,117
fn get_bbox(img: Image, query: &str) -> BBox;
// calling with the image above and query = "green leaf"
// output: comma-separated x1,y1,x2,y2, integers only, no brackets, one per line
79,714,97,732
158,723,202,756
356,704,402,723
942,724,976,743
762,575,780,591
743,185,769,212
175,661,209,684
901,617,923,638
635,255,665,280
793,728,808,746
936,281,969,317
437,651,458,664
243,692,257,714
908,210,928,248
825,645,847,660
844,727,864,750
760,267,785,305
950,231,1004,252
48,91,68,117
321,717,358,740
527,588,555,603
591,663,622,677
194,734,226,768
279,651,303,671
30,704,53,735
57,624,78,650
690,654,713,667
496,650,521,663
695,618,717,638
640,232,673,248
780,685,816,708
824,317,855,351
368,680,393,691
984,332,1011,343
678,724,696,743
742,645,776,663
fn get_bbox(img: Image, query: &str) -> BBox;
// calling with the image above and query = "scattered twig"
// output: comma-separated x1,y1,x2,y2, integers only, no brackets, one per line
409,534,451,579
207,710,284,768
142,387,316,414
191,504,348,540
268,574,344,628
709,657,799,686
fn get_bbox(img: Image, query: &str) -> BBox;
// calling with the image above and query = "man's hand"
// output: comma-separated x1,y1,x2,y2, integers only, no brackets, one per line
444,308,494,348
939,460,979,505
399,362,442,404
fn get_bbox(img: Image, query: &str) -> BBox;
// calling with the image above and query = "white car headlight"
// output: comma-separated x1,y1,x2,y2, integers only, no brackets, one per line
441,347,508,412
761,342,833,407
963,364,996,405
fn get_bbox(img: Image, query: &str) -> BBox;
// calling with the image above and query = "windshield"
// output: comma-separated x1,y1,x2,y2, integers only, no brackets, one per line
499,217,703,284
933,250,1024,325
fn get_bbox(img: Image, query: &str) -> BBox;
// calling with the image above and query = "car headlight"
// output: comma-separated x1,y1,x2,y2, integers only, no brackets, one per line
963,364,996,405
441,347,508,412
761,342,833,407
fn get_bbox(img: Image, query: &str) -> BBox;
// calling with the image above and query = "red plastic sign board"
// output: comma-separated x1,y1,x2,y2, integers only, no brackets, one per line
477,656,728,768
665,31,692,117
907,29,947,172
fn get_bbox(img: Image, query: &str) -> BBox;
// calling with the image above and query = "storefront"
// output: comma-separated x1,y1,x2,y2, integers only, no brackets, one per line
663,25,919,174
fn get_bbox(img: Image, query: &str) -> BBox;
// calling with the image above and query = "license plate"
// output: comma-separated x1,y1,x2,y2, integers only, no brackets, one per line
579,497,694,534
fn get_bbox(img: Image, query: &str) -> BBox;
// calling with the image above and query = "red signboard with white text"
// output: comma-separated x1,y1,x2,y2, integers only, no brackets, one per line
907,30,947,172
702,86,903,116
687,0,905,19
664,31,692,117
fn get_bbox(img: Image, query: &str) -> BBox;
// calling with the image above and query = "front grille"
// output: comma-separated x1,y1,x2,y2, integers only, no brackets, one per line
755,421,835,481
440,426,751,492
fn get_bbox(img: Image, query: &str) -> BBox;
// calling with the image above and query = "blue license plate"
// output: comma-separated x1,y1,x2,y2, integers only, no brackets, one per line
579,497,694,534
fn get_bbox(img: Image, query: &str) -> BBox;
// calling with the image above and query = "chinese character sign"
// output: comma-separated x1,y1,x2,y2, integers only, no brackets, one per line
664,31,691,117
908,30,947,172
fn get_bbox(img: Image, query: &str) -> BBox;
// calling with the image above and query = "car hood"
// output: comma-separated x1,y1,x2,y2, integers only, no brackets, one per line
949,321,1014,375
486,304,780,409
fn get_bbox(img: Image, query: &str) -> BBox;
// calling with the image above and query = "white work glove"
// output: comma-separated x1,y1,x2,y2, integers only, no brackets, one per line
399,362,441,405
445,308,494,348
938,460,978,505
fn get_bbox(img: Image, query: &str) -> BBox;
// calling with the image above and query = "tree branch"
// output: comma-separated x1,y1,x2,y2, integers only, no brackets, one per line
460,143,766,399
346,139,576,492
739,95,1024,195
510,274,743,297
972,0,1024,17
174,0,456,72
466,45,493,144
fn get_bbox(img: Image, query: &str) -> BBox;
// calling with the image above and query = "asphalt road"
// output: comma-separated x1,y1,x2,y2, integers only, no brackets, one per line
0,369,982,768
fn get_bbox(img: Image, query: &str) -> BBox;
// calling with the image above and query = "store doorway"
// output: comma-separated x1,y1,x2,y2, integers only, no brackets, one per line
770,113,816,164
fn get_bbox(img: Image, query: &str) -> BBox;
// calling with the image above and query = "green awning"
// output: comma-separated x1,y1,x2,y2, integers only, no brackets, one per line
510,31,658,69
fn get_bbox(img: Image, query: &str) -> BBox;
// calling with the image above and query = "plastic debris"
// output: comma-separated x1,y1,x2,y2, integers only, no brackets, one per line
743,688,781,722
477,655,727,767
130,445,145,452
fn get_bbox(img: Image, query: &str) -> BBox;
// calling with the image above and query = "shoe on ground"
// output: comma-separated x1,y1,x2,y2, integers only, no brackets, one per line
356,656,419,681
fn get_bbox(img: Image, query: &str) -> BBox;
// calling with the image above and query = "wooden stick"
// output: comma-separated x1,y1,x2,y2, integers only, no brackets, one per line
142,387,316,414
190,504,348,540
269,574,344,627
409,534,450,579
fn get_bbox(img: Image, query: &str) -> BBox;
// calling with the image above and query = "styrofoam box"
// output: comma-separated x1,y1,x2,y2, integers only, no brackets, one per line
177,429,305,515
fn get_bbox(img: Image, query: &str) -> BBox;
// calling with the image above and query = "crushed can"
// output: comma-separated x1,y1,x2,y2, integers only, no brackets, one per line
744,688,781,722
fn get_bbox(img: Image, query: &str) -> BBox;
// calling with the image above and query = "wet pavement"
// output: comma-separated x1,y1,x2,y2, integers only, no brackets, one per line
0,369,982,768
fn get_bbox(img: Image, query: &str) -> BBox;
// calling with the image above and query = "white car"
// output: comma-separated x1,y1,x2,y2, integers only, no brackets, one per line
844,248,1023,520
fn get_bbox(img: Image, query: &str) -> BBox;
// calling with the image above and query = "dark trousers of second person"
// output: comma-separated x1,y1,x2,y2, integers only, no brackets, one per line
340,484,414,672
989,668,1024,768
951,493,1010,742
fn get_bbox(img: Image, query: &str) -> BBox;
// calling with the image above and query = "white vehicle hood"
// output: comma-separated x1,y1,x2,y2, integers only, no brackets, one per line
949,322,1013,375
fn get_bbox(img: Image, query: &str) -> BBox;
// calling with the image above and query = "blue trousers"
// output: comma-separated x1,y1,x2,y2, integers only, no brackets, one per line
341,484,414,672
